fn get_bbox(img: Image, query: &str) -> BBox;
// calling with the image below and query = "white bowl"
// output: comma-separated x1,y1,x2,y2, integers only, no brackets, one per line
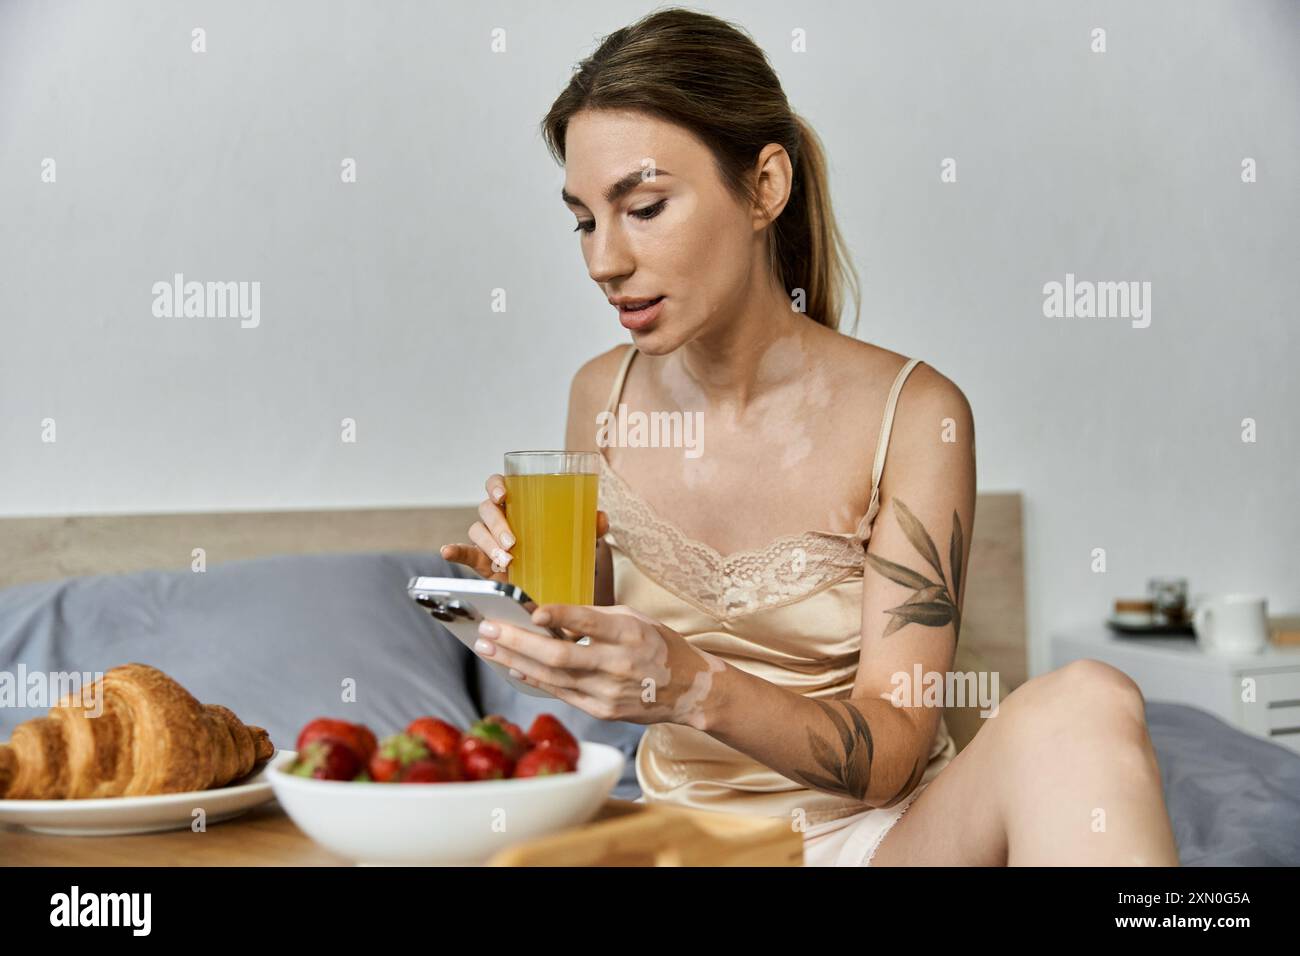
267,742,625,865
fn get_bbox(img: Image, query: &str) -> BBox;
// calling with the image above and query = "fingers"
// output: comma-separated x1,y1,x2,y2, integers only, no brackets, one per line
439,543,494,578
474,612,633,720
513,671,607,716
608,603,660,627
532,604,632,644
476,476,514,572
459,476,604,580
468,520,512,573
485,473,507,506
482,619,604,672
477,498,514,553
480,630,585,690
441,474,519,579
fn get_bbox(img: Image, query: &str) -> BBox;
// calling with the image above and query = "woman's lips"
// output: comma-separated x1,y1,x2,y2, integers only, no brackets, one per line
616,295,665,331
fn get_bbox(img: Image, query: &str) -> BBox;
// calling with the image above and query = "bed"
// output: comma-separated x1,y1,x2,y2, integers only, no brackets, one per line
2,495,1297,864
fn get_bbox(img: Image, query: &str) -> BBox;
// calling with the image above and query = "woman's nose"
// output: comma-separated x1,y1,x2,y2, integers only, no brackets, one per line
586,224,634,285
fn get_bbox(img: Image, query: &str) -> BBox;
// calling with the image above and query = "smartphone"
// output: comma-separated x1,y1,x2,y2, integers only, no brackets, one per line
407,576,577,699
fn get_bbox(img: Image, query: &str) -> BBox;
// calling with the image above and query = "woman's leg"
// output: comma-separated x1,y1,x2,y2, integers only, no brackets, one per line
869,659,1180,866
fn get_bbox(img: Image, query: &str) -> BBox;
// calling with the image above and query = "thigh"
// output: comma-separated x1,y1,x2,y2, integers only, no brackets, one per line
868,711,1010,866
870,659,1145,866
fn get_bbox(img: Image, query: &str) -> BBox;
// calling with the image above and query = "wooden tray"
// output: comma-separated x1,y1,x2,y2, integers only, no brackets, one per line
0,798,803,867
488,798,804,866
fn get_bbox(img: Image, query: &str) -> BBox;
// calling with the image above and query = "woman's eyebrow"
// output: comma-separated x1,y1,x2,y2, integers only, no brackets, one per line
562,169,673,208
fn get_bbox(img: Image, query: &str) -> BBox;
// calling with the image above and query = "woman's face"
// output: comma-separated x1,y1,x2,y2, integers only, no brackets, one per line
561,109,771,354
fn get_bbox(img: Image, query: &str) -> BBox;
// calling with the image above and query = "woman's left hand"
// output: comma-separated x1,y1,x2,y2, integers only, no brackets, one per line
473,604,725,728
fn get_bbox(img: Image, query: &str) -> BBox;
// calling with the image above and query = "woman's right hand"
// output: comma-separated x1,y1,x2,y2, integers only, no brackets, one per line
440,474,515,583
439,472,611,583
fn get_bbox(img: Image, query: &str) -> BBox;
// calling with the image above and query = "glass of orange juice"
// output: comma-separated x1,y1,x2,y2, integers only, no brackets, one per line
503,451,600,606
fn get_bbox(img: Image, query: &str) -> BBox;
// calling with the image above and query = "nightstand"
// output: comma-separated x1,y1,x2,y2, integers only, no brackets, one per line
1050,625,1300,755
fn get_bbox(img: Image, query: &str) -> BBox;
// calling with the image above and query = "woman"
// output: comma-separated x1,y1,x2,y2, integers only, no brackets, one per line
441,8,1179,866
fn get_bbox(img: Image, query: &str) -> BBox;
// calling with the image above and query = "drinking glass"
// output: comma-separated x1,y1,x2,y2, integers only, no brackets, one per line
502,451,600,606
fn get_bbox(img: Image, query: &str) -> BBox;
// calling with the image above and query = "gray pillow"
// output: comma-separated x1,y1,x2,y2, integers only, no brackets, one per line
0,552,644,799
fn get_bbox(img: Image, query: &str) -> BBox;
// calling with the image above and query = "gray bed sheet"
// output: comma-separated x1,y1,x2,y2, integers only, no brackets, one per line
1145,699,1300,866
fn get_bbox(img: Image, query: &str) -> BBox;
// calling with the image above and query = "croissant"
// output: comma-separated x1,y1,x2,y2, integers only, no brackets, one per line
0,663,274,799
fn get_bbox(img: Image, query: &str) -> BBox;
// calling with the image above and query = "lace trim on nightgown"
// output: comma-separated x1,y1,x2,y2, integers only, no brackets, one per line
595,345,922,622
598,454,877,622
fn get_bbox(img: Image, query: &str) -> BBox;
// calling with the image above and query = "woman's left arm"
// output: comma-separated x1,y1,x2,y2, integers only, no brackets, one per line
704,370,975,808
475,370,975,810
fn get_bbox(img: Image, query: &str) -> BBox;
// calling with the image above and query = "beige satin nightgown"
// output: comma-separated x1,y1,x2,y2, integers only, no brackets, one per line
597,344,957,867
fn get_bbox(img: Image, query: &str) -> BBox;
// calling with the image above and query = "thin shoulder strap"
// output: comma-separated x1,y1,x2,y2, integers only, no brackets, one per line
603,344,638,416
870,357,924,494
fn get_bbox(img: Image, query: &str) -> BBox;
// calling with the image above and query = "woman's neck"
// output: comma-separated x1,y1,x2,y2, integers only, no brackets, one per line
672,279,817,415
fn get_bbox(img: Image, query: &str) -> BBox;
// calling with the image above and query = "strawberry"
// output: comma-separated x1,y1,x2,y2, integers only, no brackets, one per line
296,718,378,765
398,756,463,783
289,738,362,781
458,735,514,780
481,715,528,758
406,716,462,760
527,714,580,767
515,747,575,778
368,732,430,783
466,717,525,762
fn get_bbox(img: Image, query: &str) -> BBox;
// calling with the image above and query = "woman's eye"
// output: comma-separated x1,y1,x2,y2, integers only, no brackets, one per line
631,199,667,220
572,199,667,235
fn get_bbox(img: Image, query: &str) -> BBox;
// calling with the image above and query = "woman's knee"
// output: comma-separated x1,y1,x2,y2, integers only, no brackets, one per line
995,659,1148,747
1055,659,1145,715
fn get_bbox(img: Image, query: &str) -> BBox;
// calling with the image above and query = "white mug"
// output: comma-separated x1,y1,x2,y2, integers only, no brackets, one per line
1192,594,1269,655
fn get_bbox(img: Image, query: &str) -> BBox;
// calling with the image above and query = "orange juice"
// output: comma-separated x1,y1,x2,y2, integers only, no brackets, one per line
503,472,598,606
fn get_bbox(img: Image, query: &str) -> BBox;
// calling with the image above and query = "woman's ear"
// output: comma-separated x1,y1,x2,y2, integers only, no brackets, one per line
751,143,794,229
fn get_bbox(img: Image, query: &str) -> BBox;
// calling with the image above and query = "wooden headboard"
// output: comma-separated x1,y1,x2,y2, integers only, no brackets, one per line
0,492,1027,693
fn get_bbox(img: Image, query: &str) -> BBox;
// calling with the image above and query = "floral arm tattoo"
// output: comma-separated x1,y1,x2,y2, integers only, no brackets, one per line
864,498,965,644
788,699,875,801
788,702,927,804
788,500,964,802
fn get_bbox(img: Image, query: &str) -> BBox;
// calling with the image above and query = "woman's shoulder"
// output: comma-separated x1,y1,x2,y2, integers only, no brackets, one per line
816,332,951,400
828,334,968,416
569,344,632,404
814,337,974,471
565,345,635,450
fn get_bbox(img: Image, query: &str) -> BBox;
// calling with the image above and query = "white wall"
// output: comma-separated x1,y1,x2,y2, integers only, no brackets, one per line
1,0,1296,675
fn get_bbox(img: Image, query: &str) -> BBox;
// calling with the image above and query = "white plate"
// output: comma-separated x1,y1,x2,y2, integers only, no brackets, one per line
0,750,284,836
